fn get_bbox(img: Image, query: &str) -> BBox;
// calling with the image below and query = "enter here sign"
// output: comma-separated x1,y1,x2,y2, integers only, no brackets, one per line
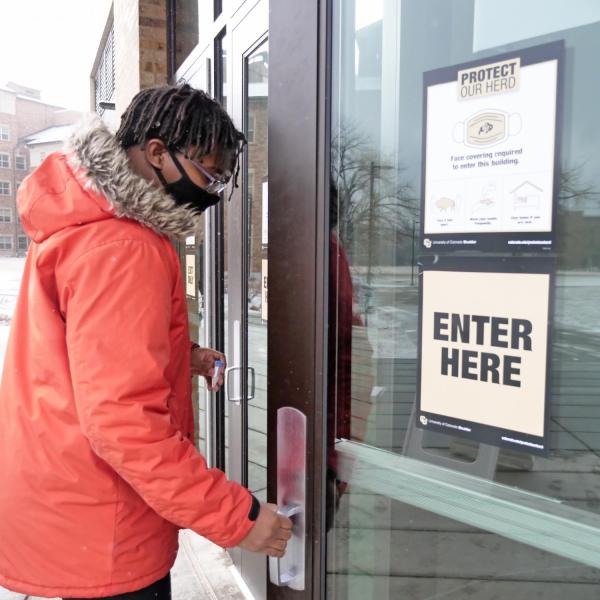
417,265,552,454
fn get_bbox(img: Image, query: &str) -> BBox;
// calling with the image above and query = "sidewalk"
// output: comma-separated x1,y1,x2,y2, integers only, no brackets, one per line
171,530,252,600
0,531,251,600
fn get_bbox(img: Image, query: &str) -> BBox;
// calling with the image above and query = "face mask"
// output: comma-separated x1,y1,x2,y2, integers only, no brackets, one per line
152,150,221,214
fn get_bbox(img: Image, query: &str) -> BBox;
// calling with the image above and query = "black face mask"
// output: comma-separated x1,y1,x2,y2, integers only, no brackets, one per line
152,150,221,214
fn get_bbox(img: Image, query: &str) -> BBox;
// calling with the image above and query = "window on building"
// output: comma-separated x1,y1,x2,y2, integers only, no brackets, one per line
174,0,199,72
15,155,26,170
247,169,255,203
214,0,222,20
17,236,28,250
0,153,9,169
0,125,9,141
94,26,115,116
0,181,10,196
0,207,11,223
247,114,256,144
0,236,12,250
215,29,227,110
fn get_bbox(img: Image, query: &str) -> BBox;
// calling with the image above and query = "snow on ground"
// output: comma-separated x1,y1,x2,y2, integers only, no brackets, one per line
0,257,26,373
2,256,600,365
356,269,600,359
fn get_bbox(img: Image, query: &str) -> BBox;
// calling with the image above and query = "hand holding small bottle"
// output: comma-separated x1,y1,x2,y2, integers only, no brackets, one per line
191,345,226,391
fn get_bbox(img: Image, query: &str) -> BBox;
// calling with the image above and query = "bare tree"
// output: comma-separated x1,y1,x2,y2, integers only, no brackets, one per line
331,121,418,249
558,164,599,208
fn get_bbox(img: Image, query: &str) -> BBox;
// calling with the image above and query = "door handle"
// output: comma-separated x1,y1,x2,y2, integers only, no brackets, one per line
225,366,243,403
277,503,302,519
225,366,256,403
268,407,306,590
268,504,302,586
247,366,255,401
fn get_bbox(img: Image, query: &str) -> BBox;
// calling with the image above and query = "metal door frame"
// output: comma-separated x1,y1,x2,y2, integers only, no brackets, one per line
268,0,330,598
175,0,330,597
174,42,218,466
227,1,270,597
227,0,268,491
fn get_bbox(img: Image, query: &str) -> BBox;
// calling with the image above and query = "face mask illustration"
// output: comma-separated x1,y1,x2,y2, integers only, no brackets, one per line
453,109,521,148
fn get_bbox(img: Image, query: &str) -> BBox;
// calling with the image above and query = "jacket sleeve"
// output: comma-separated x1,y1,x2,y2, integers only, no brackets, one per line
63,238,254,548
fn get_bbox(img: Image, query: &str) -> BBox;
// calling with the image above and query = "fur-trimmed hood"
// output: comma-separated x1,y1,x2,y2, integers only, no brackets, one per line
18,119,202,242
66,120,203,238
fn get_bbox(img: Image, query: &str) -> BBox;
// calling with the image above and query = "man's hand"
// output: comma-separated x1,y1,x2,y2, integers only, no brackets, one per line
237,503,293,557
191,346,226,392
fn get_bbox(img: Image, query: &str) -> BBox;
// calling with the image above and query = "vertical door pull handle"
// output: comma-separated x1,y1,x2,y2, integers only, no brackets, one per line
278,503,301,519
247,366,256,400
225,366,243,403
268,504,302,587
268,407,306,590
226,366,256,403
269,554,297,587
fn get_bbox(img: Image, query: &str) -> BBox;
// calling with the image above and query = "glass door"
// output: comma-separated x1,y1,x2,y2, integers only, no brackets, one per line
326,1,600,599
174,47,213,462
226,0,269,597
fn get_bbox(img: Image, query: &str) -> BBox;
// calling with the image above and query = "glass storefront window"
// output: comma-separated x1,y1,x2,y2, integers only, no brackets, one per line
327,1,600,597
184,223,206,455
217,29,229,474
246,40,268,500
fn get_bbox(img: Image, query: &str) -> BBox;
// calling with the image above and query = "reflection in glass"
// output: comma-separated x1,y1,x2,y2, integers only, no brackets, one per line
216,30,229,475
246,40,268,500
184,219,206,456
327,0,600,598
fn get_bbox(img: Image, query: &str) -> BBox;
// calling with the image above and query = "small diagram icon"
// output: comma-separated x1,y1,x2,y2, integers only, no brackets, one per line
454,109,522,148
419,415,428,426
471,181,497,214
434,193,461,214
436,196,457,212
511,180,542,210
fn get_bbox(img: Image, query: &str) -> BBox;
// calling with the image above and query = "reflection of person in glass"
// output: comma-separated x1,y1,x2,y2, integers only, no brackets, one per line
327,183,374,530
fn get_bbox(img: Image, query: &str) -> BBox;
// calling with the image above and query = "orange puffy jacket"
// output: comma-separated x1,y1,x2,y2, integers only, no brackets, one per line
0,123,254,598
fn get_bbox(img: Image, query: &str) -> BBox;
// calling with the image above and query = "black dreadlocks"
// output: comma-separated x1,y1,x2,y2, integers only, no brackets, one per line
116,84,246,192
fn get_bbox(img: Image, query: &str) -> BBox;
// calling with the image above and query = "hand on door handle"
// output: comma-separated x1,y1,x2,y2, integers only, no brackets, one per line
269,407,307,590
277,503,302,519
237,502,293,557
268,503,303,587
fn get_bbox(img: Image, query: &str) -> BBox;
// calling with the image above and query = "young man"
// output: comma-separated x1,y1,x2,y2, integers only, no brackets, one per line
0,84,292,600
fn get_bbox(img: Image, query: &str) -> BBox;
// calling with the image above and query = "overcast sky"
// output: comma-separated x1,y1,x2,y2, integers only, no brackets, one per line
0,0,379,113
0,0,111,112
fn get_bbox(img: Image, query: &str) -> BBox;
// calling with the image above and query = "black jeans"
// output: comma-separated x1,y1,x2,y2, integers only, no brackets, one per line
64,573,171,600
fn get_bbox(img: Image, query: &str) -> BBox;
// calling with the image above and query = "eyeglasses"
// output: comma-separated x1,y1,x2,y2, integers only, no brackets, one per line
177,150,231,195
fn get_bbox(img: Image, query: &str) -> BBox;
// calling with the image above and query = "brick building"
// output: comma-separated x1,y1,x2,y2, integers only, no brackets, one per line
91,0,173,126
25,125,77,170
0,83,81,256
